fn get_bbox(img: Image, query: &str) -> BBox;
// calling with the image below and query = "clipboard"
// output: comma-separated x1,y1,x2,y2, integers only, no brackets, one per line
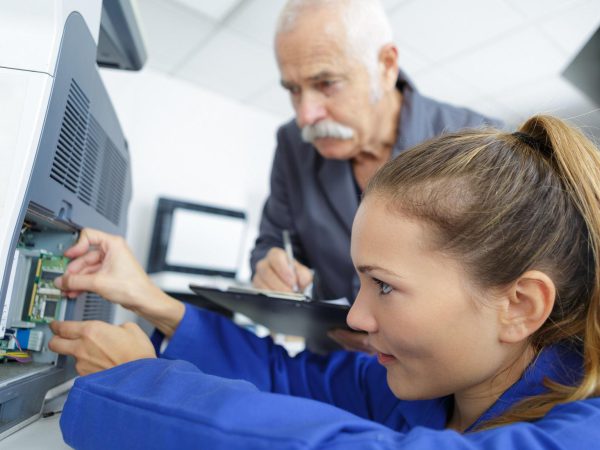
189,284,350,340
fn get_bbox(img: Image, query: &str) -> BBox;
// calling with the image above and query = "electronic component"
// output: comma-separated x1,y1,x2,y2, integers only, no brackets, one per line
25,253,69,323
0,336,14,351
15,329,44,352
1,249,36,337
17,221,35,248
0,328,39,363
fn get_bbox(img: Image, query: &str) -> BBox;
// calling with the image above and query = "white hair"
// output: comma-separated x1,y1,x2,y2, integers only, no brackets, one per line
276,0,394,101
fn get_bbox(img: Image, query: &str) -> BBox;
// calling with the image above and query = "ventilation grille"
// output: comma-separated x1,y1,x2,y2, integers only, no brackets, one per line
50,80,127,225
50,80,89,194
95,124,127,226
81,293,114,323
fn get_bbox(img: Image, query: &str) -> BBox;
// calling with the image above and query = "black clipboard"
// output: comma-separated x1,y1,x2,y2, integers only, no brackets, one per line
189,284,350,340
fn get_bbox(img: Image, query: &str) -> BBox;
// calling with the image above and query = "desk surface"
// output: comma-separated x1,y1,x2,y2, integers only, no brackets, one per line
1,395,70,449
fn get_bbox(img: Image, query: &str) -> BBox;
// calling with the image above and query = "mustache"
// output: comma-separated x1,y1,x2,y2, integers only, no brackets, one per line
301,120,355,143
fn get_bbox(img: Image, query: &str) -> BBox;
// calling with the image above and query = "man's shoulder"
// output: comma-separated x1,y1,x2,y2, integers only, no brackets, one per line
413,90,504,132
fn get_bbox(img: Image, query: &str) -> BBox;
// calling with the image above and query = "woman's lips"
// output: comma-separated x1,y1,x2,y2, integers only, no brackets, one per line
377,352,396,365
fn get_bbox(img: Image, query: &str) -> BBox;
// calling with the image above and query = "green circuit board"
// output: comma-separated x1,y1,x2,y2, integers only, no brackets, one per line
25,253,69,323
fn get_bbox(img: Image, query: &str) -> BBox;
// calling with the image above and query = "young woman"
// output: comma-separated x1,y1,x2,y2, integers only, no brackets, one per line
51,115,600,448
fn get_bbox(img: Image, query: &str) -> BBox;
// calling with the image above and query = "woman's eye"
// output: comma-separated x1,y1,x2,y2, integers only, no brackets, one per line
374,278,393,295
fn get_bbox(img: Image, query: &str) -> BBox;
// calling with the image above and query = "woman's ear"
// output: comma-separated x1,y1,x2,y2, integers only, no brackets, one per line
498,270,556,344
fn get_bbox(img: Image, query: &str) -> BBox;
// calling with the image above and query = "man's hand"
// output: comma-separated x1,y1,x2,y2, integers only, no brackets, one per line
54,228,185,337
253,247,313,293
49,320,156,375
327,329,375,354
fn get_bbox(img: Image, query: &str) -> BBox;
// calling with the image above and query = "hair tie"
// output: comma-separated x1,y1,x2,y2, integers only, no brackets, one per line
512,131,552,158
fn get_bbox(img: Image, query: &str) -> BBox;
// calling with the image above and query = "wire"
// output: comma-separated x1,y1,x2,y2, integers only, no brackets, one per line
3,331,30,362
9,333,23,352
4,352,32,363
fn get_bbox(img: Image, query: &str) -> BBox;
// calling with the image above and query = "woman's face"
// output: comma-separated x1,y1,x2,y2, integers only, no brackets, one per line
348,196,510,401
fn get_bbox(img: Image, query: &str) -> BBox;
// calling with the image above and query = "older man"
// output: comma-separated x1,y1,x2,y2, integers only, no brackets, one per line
250,0,500,351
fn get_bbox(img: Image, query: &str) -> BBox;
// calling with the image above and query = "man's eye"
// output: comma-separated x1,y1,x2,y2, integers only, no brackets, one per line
318,80,335,91
374,278,393,295
284,85,300,95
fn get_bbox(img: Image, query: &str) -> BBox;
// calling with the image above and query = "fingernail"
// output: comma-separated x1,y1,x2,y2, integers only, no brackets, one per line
53,276,63,288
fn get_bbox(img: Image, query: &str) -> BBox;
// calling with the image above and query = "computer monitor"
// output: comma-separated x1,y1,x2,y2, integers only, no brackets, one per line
563,26,600,107
147,198,248,279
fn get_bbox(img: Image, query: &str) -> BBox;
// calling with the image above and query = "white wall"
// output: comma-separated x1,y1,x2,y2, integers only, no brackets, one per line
99,67,286,321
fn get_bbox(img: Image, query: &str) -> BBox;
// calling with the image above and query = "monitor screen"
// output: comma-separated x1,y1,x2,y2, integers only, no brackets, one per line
563,26,600,107
147,198,247,278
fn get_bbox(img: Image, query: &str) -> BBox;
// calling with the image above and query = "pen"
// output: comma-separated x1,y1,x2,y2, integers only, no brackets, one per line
282,229,299,292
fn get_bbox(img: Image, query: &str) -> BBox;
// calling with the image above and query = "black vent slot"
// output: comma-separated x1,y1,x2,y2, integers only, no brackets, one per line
96,134,127,225
50,80,89,193
78,117,101,205
81,293,114,323
50,79,127,225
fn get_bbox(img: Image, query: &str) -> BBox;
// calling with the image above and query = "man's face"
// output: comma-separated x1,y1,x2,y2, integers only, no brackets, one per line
275,9,381,160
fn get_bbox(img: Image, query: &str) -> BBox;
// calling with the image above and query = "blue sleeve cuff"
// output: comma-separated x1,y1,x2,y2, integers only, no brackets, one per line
150,303,206,357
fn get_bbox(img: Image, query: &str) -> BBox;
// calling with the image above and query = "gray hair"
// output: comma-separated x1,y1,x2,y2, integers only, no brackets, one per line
276,0,394,101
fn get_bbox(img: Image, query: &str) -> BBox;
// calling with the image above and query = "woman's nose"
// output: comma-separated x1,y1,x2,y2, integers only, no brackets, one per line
346,288,378,333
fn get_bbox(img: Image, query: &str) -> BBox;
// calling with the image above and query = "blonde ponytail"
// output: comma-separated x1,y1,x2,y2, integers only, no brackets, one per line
483,116,600,428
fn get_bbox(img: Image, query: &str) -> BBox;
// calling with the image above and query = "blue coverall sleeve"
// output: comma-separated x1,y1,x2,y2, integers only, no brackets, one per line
59,357,600,450
156,304,397,423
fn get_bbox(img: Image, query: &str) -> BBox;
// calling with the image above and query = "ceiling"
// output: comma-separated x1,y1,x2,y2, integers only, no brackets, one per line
134,0,600,128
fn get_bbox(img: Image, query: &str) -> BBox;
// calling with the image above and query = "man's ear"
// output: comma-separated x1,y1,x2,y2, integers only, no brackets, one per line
378,44,399,90
498,270,556,344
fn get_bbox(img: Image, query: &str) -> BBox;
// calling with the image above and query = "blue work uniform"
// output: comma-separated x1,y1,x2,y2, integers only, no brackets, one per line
60,305,600,449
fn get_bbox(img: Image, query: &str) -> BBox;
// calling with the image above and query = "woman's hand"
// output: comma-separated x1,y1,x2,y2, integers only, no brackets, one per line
54,228,185,337
49,320,156,375
54,228,152,310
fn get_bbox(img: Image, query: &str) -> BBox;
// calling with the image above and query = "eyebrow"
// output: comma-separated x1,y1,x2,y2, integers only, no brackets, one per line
280,71,343,89
356,264,401,277
307,71,340,82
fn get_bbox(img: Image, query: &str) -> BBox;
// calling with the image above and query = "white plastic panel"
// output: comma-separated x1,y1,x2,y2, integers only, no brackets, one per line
0,68,53,303
0,0,101,75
